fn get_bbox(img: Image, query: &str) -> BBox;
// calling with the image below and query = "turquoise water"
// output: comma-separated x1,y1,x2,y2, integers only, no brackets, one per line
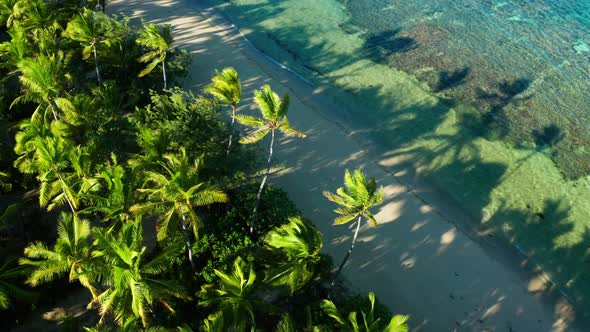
210,0,590,179
343,0,590,178
205,0,590,314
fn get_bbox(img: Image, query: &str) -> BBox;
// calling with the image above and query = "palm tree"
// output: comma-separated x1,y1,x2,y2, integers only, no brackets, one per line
64,8,104,86
321,292,409,332
199,256,263,330
0,25,32,71
205,67,241,155
263,216,323,294
92,221,188,327
323,169,384,287
130,147,228,269
11,0,57,34
11,52,74,122
136,23,173,90
19,212,98,298
0,258,36,310
236,85,306,233
0,0,19,28
15,134,83,213
81,155,136,227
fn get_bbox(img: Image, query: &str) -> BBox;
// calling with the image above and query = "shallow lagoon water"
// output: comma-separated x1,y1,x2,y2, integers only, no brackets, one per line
206,0,590,316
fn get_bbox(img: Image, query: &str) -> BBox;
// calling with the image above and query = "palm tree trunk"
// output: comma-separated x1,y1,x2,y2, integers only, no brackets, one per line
250,129,275,234
93,43,101,86
162,59,167,90
330,215,362,287
57,174,76,214
226,105,236,156
181,215,195,270
49,101,59,122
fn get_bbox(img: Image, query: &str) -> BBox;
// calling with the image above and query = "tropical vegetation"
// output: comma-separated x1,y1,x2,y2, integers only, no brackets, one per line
0,1,408,330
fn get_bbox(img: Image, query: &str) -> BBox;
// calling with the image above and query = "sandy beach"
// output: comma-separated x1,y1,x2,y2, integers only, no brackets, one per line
108,1,583,330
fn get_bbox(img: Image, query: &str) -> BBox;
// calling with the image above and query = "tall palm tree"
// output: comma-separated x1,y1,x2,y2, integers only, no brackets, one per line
321,292,409,332
236,85,306,233
19,212,98,298
323,169,384,287
92,221,188,327
205,67,241,156
263,216,323,294
64,8,104,86
11,52,74,122
130,147,228,269
136,23,173,90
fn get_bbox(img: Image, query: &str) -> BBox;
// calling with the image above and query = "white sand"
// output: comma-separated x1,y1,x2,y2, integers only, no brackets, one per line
109,1,582,331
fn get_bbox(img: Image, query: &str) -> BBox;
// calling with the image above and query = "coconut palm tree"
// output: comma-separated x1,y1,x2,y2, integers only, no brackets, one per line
321,293,409,332
92,221,188,327
323,169,384,287
130,147,228,269
136,23,173,90
198,256,262,330
205,67,241,155
14,132,90,214
11,52,74,122
236,85,306,233
80,155,136,227
64,8,105,86
263,216,323,294
19,212,98,298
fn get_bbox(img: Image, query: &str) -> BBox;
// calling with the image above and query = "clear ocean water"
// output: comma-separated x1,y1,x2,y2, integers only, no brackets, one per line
210,0,590,179
206,0,590,313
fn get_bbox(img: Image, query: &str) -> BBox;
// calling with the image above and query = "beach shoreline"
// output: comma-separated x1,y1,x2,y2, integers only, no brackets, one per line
110,0,586,330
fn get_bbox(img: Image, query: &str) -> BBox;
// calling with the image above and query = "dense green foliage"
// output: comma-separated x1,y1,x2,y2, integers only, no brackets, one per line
0,1,408,330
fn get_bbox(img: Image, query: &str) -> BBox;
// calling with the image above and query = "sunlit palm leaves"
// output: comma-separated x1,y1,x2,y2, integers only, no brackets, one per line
92,221,187,327
19,212,97,297
130,147,227,269
0,26,32,70
321,292,409,332
236,85,305,232
323,169,384,227
198,256,260,329
205,67,241,155
12,51,74,122
0,0,19,28
64,8,105,85
263,216,323,294
323,169,383,286
137,23,173,89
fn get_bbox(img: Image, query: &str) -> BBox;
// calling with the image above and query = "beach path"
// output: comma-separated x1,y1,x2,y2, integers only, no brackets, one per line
109,1,580,331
